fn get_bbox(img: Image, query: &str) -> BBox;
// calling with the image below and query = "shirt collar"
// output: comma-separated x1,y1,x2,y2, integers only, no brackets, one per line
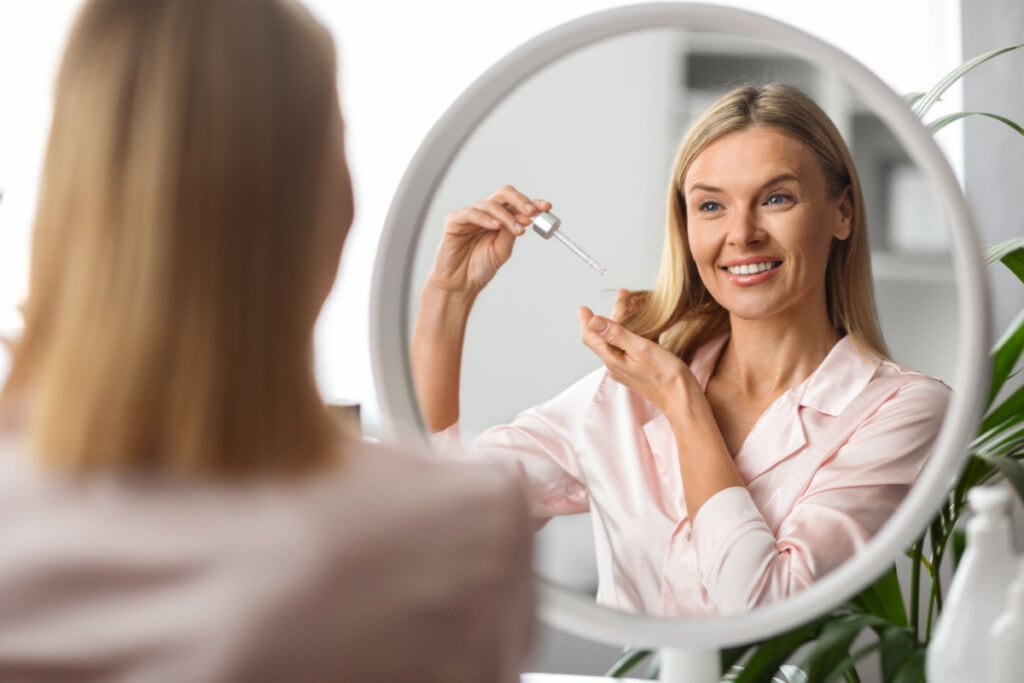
797,335,883,416
688,334,882,417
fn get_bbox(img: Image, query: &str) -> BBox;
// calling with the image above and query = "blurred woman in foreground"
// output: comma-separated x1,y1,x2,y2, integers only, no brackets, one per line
0,1,532,680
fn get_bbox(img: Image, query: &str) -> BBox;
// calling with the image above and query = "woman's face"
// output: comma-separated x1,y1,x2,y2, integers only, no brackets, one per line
683,125,851,324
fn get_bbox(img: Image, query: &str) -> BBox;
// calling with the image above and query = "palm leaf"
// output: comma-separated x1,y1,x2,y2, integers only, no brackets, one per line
912,44,1024,119
903,92,926,107
799,613,889,681
722,643,757,675
876,626,919,682
928,110,1024,136
979,381,1024,438
987,237,1024,283
605,647,651,677
986,307,1024,406
890,650,926,683
731,618,822,683
851,566,908,626
976,453,1024,504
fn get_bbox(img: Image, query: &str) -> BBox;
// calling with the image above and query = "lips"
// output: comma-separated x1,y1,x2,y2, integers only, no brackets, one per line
720,258,782,285
725,260,781,276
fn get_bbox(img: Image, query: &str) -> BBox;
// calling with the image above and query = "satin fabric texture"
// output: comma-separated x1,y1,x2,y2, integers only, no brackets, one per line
0,435,534,682
435,335,950,617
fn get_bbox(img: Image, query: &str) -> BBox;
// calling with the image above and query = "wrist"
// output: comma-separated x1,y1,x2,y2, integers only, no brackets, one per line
661,374,709,426
419,279,479,326
424,275,481,302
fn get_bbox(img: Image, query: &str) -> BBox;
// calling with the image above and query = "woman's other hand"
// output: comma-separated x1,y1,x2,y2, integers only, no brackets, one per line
579,306,742,520
427,186,551,295
578,306,699,415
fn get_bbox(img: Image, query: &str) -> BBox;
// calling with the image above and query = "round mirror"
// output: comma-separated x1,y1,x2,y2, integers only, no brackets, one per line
371,1,988,656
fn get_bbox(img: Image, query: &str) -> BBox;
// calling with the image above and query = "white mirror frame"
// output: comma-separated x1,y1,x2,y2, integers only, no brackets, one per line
370,1,990,653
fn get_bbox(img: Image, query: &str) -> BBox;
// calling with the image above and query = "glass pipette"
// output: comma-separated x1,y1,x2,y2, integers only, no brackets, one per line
530,211,606,275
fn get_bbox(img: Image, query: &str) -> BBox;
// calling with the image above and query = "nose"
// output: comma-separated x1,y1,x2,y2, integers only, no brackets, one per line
725,205,765,246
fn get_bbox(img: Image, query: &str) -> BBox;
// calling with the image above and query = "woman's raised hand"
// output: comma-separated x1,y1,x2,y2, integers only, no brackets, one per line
427,185,551,295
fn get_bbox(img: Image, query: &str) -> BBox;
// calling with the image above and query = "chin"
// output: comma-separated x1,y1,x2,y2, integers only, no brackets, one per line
710,293,782,322
724,308,778,323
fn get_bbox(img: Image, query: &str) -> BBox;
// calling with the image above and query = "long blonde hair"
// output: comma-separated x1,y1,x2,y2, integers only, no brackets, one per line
624,83,887,362
0,0,344,476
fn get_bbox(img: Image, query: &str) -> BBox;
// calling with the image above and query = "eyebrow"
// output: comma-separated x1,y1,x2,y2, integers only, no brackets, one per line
686,173,801,196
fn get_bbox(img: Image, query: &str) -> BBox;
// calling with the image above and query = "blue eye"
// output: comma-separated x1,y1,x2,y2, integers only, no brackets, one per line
698,201,721,213
766,193,792,206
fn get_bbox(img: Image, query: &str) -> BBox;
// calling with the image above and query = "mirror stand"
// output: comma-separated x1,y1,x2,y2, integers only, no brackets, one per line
660,647,718,682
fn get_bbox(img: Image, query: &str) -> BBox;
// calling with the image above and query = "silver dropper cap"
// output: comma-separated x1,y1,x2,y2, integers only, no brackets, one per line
530,212,606,275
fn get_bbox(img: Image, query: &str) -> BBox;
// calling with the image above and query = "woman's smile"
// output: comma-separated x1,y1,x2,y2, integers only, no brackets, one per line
721,257,783,285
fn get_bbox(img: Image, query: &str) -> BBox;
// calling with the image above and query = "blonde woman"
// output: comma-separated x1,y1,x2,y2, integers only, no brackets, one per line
413,83,949,617
0,1,533,680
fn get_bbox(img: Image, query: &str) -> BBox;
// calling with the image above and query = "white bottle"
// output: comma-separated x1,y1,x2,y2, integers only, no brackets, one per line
992,558,1024,683
926,485,1016,683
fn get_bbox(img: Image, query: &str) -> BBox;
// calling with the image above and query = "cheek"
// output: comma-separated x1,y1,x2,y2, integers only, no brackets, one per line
686,226,719,281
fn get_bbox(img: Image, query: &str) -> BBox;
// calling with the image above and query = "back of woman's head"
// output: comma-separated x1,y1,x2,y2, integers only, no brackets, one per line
627,83,886,360
1,0,345,476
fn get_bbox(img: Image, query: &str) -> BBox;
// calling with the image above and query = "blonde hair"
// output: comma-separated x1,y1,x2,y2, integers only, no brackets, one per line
0,0,344,476
624,83,887,362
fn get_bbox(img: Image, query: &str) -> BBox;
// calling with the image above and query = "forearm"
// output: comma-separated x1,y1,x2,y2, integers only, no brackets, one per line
411,284,477,432
664,388,744,521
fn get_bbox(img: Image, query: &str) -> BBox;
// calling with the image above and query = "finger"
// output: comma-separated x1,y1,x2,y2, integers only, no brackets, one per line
587,314,645,358
491,185,542,223
471,201,526,235
610,288,630,322
578,307,623,364
630,290,650,312
446,207,517,236
513,198,553,225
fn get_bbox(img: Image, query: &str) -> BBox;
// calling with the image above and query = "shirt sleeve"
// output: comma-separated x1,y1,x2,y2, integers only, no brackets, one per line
430,368,607,519
689,376,950,615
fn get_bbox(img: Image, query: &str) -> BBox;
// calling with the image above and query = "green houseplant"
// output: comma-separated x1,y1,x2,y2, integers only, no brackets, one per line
608,43,1024,683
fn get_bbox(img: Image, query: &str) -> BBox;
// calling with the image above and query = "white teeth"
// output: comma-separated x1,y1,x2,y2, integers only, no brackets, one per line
726,261,780,276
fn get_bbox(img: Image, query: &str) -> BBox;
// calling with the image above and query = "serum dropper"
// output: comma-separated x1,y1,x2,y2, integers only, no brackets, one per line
530,212,606,275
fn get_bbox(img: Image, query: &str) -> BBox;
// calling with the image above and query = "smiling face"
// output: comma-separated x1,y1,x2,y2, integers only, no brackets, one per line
683,125,852,325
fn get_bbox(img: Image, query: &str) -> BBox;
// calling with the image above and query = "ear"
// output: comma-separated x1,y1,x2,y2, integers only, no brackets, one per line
833,186,853,241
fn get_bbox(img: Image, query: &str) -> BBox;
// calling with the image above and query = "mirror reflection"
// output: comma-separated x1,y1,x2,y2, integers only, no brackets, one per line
408,28,958,617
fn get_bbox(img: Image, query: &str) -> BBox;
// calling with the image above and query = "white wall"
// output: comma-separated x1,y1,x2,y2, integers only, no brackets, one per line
962,0,1024,337
0,0,965,428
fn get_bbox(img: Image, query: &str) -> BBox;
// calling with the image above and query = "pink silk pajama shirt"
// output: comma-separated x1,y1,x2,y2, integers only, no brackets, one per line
435,335,950,617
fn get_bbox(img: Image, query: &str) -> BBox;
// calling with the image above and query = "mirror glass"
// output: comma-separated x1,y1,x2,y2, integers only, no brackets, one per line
407,27,958,617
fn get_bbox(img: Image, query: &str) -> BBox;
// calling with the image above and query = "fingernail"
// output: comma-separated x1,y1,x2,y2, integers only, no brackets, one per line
524,203,537,214
592,318,608,333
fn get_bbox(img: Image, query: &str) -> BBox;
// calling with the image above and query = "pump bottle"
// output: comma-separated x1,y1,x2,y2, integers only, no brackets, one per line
992,558,1024,683
925,485,1016,683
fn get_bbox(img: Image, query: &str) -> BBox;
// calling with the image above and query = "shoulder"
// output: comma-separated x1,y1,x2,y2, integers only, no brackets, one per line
871,360,952,415
517,364,627,423
328,438,532,547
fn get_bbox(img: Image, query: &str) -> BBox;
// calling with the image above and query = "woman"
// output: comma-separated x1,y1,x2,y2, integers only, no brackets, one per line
0,1,533,680
413,83,949,617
